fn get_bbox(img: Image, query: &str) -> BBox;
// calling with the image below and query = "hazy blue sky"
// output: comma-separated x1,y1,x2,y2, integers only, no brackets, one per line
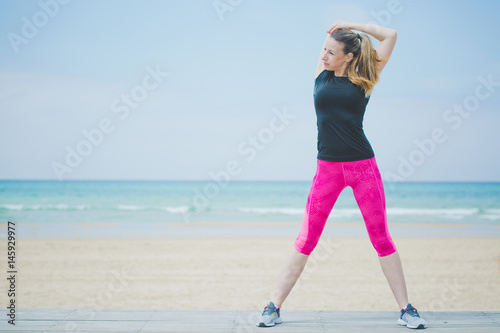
1,0,499,181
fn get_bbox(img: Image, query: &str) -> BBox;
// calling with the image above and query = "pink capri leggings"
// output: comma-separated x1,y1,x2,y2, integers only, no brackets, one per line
294,157,396,257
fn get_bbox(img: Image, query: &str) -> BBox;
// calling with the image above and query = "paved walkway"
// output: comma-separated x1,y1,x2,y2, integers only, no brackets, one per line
0,309,499,332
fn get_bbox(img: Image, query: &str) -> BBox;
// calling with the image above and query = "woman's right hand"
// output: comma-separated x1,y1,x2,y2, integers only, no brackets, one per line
326,20,352,34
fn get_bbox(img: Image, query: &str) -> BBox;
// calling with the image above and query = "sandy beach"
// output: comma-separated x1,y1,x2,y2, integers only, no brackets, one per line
1,233,499,312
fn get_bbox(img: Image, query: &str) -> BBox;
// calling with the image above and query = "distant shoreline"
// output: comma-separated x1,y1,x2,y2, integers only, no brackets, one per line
2,221,499,240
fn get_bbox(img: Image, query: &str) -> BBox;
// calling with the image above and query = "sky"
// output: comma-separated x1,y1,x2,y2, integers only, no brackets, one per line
0,0,499,181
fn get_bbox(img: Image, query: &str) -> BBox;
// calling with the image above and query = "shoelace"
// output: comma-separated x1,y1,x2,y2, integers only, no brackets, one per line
262,305,277,316
405,306,420,317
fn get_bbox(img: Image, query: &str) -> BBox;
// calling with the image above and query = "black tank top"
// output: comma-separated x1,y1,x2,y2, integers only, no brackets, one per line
313,69,375,162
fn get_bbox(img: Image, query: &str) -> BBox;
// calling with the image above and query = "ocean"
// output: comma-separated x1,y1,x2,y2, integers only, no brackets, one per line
1,180,499,226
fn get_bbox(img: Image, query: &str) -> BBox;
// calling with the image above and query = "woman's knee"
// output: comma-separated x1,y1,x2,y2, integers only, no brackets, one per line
372,237,397,257
294,236,319,255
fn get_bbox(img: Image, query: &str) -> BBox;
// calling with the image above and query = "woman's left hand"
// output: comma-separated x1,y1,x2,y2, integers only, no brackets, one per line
326,20,352,34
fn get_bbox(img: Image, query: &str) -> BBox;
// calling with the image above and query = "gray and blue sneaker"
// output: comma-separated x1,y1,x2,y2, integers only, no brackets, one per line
256,302,283,327
398,303,427,329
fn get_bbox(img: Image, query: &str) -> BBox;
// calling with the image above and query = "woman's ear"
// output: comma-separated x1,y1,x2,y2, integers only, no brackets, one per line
345,52,354,63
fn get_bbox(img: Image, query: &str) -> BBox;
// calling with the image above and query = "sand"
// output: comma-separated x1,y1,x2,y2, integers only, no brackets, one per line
1,236,499,312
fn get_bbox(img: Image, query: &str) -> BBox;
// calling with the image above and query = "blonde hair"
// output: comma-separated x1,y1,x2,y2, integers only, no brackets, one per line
330,30,385,97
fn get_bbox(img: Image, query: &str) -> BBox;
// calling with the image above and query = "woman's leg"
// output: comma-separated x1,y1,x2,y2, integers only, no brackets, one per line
379,251,409,309
272,159,345,308
348,157,408,308
272,247,309,308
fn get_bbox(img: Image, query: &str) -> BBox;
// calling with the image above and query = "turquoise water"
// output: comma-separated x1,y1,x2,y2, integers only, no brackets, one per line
0,180,499,225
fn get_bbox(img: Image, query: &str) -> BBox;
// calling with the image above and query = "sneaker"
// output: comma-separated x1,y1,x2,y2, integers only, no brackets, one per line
256,301,283,327
397,303,427,329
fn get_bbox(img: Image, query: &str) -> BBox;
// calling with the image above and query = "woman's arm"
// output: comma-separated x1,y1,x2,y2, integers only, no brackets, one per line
327,21,397,74
314,35,330,79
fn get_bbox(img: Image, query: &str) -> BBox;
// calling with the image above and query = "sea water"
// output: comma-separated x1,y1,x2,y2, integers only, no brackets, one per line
1,180,499,226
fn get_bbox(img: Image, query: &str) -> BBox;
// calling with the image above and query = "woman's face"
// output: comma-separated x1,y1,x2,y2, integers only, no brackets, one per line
322,37,352,74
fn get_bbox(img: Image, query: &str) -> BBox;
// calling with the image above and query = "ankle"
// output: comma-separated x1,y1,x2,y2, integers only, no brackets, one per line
271,300,281,309
398,301,409,311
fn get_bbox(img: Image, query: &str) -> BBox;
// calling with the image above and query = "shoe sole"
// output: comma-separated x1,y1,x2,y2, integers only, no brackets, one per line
257,318,283,327
398,319,426,329
408,324,426,329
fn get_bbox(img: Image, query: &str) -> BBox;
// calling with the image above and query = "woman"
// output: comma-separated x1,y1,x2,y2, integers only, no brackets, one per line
257,21,426,329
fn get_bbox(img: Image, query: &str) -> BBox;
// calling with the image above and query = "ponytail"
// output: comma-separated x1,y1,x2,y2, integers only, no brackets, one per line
331,30,385,97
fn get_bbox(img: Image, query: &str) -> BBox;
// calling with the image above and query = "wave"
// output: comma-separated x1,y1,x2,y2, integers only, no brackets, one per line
387,208,479,219
160,206,189,214
117,205,190,213
238,207,488,220
0,204,90,211
0,204,23,210
479,209,500,220
238,207,304,215
117,205,146,211
333,208,478,219
1,202,498,221
330,208,362,218
0,203,193,214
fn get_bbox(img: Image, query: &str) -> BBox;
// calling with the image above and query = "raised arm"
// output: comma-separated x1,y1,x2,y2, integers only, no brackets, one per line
314,35,330,79
327,21,397,74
